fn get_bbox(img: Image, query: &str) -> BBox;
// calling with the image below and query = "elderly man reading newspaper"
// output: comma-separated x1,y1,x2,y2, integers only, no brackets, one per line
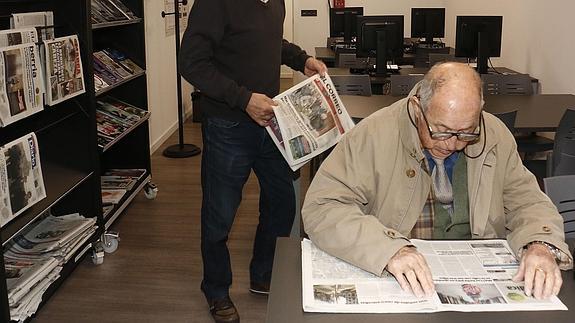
302,62,573,302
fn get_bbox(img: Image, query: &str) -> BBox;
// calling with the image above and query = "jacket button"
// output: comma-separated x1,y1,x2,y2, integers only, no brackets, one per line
542,226,551,233
387,230,396,237
406,169,416,178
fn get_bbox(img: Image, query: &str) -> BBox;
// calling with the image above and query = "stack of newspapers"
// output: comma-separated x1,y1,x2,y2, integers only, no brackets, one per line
4,212,98,322
101,168,147,207
0,133,46,229
0,11,86,127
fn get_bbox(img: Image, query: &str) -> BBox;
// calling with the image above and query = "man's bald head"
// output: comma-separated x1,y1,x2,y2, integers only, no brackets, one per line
417,62,483,112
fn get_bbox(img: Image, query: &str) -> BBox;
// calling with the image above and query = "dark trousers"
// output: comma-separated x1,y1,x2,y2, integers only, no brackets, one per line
200,117,295,301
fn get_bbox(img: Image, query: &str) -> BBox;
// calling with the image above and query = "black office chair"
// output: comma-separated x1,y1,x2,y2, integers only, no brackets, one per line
524,109,575,179
492,110,517,133
543,175,575,239
390,75,424,96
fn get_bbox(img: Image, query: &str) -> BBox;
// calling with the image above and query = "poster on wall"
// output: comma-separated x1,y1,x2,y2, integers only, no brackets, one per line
164,0,189,37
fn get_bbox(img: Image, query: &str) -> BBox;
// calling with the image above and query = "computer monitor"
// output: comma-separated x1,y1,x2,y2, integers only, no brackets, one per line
329,7,364,43
411,8,445,44
356,15,404,76
455,16,503,74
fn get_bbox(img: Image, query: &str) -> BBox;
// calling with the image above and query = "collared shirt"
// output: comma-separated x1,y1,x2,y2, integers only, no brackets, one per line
423,150,460,182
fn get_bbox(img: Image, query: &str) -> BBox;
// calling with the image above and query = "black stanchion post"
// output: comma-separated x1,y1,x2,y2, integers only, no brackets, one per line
161,0,201,158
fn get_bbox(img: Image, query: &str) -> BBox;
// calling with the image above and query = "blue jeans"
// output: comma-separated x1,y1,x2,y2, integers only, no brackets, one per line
200,117,295,301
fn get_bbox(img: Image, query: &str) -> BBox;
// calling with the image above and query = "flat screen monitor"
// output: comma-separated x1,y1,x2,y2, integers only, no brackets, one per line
455,16,503,74
329,7,364,43
356,15,404,75
411,8,445,44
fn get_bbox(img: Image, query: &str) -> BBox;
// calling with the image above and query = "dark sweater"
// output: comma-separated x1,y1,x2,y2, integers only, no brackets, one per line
179,0,310,123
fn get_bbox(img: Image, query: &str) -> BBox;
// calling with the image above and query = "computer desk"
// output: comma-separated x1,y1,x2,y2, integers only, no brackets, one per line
341,94,575,132
266,237,575,323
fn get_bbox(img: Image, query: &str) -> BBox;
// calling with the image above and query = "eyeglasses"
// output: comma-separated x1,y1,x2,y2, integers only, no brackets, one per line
415,98,482,142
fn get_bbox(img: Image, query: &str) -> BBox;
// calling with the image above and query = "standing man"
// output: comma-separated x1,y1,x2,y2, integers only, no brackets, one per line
179,1,327,322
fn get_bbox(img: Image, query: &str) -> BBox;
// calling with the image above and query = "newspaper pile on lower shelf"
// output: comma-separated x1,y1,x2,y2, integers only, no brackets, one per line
4,212,98,322
302,239,567,313
266,73,355,170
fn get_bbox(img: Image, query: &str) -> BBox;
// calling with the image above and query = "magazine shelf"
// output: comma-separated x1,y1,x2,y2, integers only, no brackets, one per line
92,17,142,30
95,70,146,97
103,173,150,229
0,0,151,321
100,112,150,152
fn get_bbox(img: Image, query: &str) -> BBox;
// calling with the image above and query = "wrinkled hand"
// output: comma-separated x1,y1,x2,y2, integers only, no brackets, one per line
304,57,328,77
386,246,435,298
246,93,276,127
513,244,562,299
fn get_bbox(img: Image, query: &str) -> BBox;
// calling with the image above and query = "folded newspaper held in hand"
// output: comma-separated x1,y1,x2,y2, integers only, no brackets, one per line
266,74,355,170
302,239,567,313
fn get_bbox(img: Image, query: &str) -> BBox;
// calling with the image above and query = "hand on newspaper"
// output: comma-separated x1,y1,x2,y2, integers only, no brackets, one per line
304,57,328,77
512,243,562,300
246,93,277,127
386,246,435,298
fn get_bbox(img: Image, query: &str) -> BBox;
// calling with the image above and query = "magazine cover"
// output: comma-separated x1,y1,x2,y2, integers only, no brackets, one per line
43,35,86,105
97,96,149,122
96,99,142,125
0,43,45,127
0,27,38,47
0,133,46,227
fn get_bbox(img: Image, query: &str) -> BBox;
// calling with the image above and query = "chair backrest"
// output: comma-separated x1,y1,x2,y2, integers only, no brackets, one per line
543,175,575,239
428,53,467,67
492,110,517,133
481,74,533,95
551,109,575,176
330,74,372,96
390,74,424,96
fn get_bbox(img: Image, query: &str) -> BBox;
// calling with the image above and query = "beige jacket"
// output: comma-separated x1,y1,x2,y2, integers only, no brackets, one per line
302,91,573,276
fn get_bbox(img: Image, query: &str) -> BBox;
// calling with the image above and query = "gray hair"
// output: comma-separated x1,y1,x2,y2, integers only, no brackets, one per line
416,62,483,111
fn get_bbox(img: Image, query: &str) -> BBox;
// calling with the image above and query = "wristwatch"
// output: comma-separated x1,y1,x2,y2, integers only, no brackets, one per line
525,241,562,263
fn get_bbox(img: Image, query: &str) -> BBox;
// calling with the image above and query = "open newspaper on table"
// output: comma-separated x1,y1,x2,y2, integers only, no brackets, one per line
302,239,567,313
266,73,355,171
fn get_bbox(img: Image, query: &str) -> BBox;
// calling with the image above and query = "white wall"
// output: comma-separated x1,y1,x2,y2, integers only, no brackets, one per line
144,0,194,153
444,0,575,94
293,0,446,55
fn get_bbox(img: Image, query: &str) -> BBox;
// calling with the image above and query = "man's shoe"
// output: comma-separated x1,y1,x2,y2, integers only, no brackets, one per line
249,281,270,295
208,297,239,323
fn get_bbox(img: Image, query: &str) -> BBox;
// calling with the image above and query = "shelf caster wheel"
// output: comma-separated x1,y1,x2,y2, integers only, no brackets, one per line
144,182,158,200
91,242,105,265
103,231,120,253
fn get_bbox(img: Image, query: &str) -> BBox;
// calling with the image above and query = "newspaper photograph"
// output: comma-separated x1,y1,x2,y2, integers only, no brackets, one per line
0,133,46,228
266,73,355,171
302,239,567,313
44,35,86,105
0,43,45,127
0,27,38,47
11,11,54,42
